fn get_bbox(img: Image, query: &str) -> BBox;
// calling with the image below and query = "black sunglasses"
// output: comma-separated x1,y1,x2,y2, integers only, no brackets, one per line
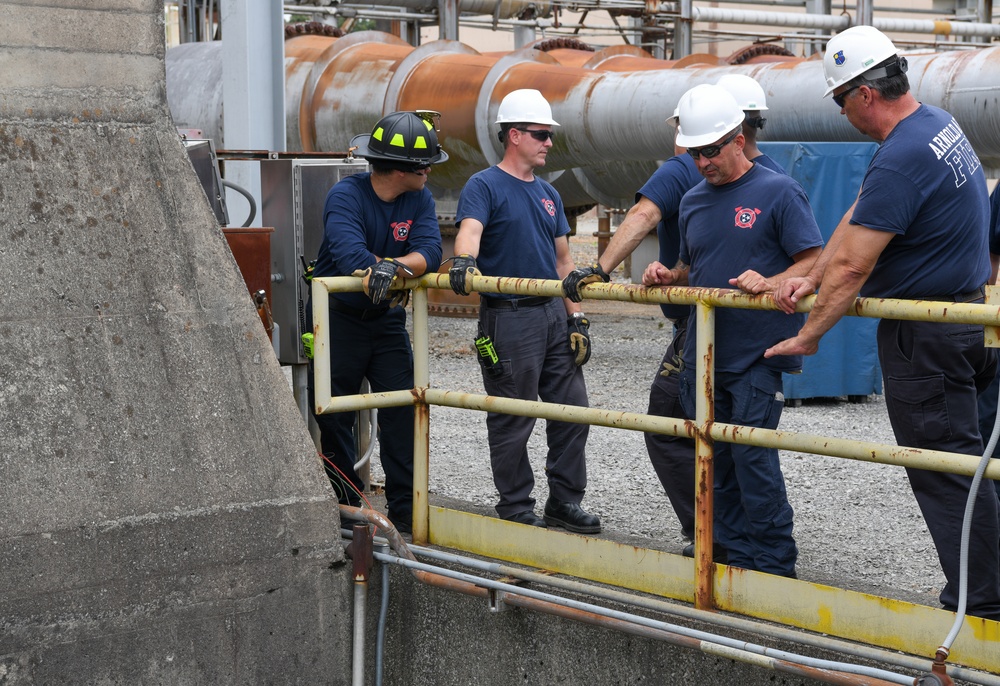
687,128,740,160
833,85,860,109
515,128,555,142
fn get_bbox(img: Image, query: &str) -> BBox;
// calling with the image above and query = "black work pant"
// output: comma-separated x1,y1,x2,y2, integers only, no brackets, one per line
310,306,415,529
479,298,589,518
644,317,697,540
879,317,1000,620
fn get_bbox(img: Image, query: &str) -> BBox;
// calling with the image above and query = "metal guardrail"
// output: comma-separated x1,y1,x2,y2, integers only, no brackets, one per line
312,273,1000,676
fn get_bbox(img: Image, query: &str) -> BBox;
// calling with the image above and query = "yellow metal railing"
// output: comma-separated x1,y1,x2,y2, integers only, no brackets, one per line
312,274,1000,675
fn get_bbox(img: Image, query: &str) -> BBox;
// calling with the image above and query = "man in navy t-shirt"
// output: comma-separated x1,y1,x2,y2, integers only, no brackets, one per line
449,89,601,534
768,26,1000,619
309,112,445,535
648,84,823,578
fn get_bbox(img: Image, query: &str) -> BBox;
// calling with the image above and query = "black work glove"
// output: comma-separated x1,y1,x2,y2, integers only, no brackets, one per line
359,258,400,305
567,314,592,366
563,263,611,303
448,254,480,296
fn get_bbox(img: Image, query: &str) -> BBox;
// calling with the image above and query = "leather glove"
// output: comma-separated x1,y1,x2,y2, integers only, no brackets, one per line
563,263,611,303
448,254,480,296
354,258,400,305
567,314,592,366
659,351,684,377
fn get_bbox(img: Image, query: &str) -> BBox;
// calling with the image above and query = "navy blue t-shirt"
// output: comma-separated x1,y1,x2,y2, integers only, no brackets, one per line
637,154,702,319
315,173,442,310
754,153,786,175
456,165,570,290
679,164,824,373
852,105,990,299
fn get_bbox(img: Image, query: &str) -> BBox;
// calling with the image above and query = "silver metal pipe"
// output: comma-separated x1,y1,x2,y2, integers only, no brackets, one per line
689,6,1000,36
371,549,916,685
352,582,367,686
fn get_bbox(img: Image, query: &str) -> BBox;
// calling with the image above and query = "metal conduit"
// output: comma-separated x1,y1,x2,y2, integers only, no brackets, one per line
338,509,919,686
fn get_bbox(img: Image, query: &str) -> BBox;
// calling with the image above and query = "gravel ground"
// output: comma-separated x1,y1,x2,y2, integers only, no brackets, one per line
367,222,946,610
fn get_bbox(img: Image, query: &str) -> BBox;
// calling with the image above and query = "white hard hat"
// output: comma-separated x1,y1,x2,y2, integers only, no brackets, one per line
716,74,769,111
673,84,745,148
495,88,560,126
822,26,899,97
666,105,680,126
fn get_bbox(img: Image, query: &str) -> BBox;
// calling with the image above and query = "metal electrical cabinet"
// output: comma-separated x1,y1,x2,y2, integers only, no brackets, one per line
261,157,369,364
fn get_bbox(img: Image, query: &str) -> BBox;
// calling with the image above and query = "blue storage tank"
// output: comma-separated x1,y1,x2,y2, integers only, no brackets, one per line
759,142,883,401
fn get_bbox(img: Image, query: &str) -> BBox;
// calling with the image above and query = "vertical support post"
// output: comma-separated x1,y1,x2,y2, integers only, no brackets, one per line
675,0,693,59
693,300,716,611
220,0,286,225
312,279,331,415
438,0,459,41
856,0,874,29
803,0,832,56
411,285,431,544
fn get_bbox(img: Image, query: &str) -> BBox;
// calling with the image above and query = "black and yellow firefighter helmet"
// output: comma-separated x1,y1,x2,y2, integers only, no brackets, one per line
350,111,449,166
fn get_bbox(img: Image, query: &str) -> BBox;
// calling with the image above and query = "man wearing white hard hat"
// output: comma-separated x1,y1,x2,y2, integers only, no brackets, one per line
715,74,784,174
767,25,1000,619
649,84,823,578
449,89,601,534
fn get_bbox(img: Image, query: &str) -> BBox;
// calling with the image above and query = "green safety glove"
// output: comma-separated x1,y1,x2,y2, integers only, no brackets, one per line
301,332,314,360
563,263,611,303
448,254,480,296
567,313,592,366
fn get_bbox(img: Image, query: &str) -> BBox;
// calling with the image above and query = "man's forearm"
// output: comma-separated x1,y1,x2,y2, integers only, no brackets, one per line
597,199,661,273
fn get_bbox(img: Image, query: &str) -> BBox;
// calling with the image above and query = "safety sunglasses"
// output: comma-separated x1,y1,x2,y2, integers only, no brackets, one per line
832,85,860,109
515,128,555,142
406,163,432,175
687,128,740,160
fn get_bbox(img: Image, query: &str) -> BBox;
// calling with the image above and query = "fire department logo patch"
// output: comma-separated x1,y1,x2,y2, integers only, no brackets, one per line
833,50,846,66
541,198,556,217
391,220,412,241
735,206,760,229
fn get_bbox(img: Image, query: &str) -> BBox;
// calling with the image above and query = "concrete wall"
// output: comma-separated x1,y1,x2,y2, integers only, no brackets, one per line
0,1,351,682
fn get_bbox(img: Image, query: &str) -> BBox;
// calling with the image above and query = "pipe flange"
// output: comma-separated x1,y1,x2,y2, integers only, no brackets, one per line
727,43,796,65
528,37,596,53
474,48,562,167
284,22,344,40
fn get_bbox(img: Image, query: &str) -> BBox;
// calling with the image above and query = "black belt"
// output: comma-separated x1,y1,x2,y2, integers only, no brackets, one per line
328,298,389,321
923,287,985,303
481,295,551,310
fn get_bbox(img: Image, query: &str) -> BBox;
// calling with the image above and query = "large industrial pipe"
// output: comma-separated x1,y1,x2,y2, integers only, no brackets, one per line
165,30,1000,207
